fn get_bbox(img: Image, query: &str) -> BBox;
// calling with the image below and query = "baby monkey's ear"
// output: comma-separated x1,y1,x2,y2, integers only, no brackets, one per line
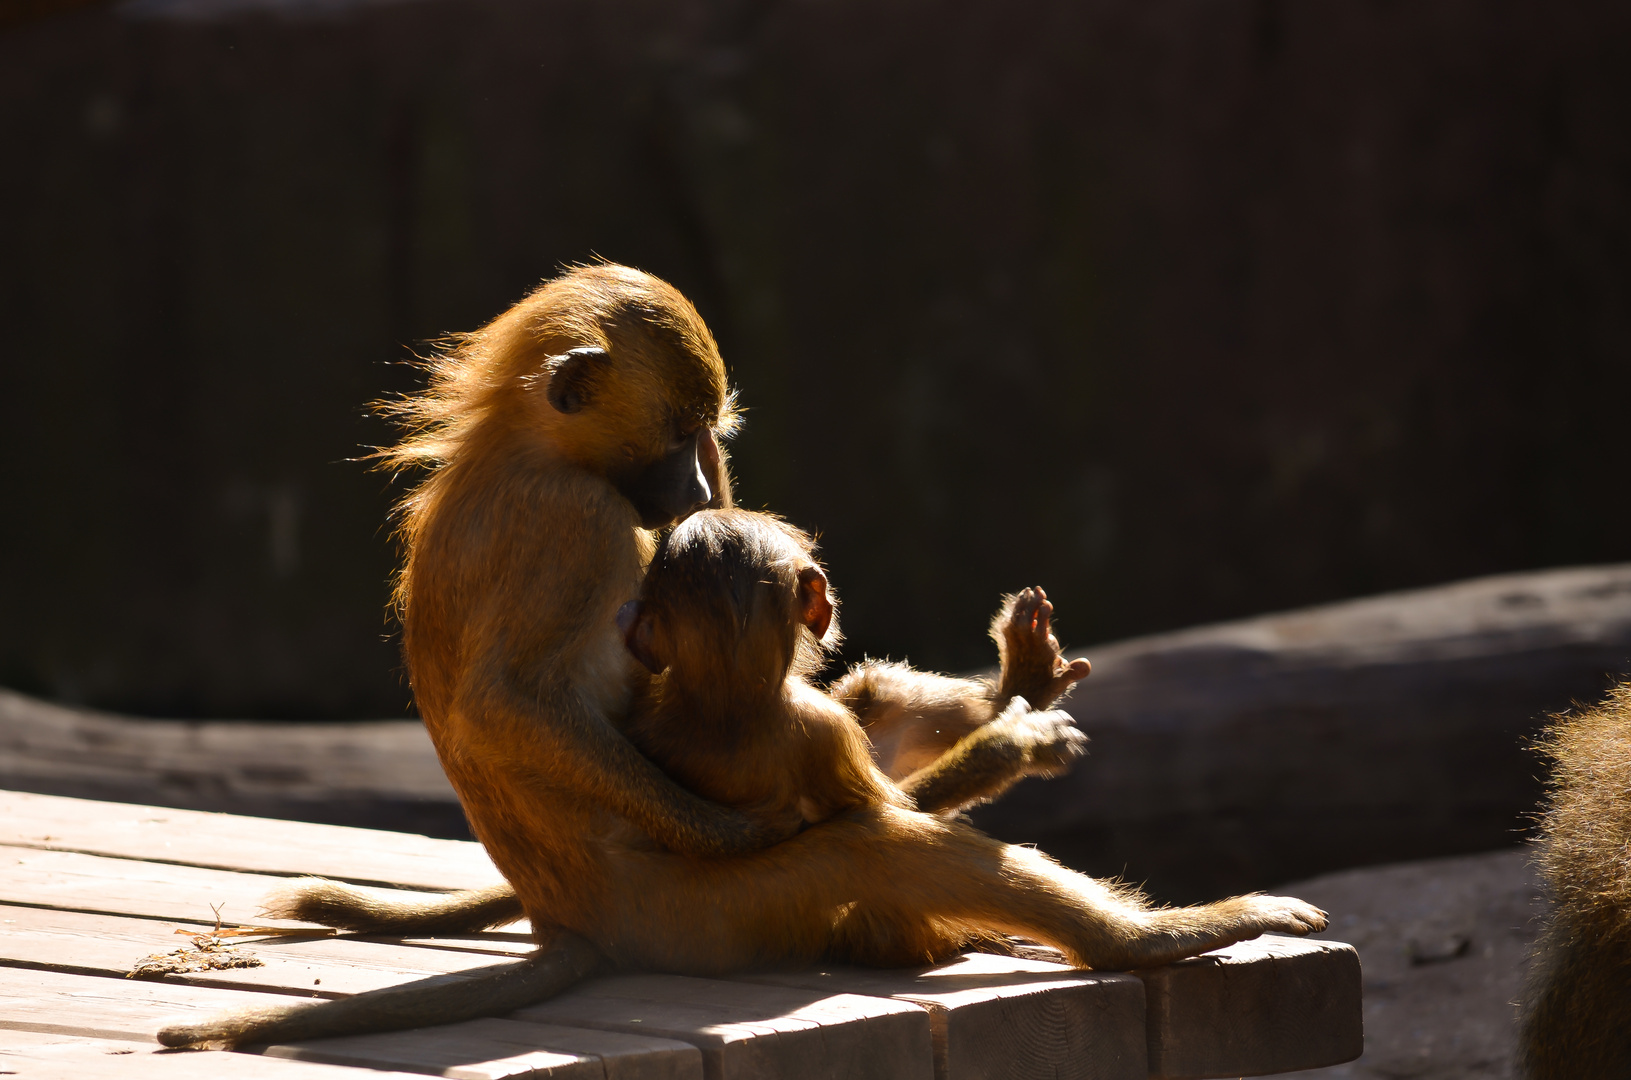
618,600,664,673
797,567,833,641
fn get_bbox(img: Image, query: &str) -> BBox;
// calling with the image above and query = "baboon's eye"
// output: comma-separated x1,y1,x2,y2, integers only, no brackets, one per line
666,424,701,453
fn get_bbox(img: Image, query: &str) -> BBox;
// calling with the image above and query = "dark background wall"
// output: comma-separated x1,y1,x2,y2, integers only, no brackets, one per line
3,0,1629,719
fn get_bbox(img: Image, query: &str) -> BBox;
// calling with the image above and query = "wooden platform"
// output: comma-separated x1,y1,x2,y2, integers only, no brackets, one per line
0,791,1362,1079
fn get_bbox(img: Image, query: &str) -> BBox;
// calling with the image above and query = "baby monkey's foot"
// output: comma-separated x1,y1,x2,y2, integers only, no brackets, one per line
1117,894,1330,969
988,697,1089,778
993,587,1092,710
1233,895,1330,937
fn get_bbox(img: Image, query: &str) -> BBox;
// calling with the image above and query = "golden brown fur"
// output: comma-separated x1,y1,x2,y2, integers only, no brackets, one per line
626,514,1089,836
838,585,1093,784
621,510,911,842
239,263,1092,941
1520,680,1631,1079
617,508,1111,964
258,587,1094,941
612,510,1330,968
159,264,1324,1049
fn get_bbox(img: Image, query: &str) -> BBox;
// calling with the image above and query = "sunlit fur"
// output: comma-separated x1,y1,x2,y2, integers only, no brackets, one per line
371,263,740,624
619,510,1327,970
626,511,905,843
834,586,1095,798
257,262,1108,949
159,263,1106,1047
1521,681,1631,1079
159,264,1327,1050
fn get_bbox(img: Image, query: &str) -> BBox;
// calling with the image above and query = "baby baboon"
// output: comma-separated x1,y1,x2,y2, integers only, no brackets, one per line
1520,680,1631,1080
623,513,1082,834
618,508,1121,964
615,508,1327,969
620,510,910,839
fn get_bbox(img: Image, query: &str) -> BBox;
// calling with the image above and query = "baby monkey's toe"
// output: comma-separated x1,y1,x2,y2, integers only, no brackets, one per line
993,586,1092,710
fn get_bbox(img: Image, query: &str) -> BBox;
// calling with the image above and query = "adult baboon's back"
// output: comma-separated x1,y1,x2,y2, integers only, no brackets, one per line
1521,680,1631,1079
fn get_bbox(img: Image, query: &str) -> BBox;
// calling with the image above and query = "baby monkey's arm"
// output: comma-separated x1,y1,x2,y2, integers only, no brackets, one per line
830,587,1090,813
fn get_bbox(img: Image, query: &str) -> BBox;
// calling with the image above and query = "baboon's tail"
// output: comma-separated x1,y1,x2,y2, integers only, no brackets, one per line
157,932,601,1049
1520,681,1631,1080
261,877,524,935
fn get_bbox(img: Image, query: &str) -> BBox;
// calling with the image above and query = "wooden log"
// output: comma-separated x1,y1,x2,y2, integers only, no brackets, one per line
512,973,935,1080
1134,935,1363,1079
0,688,467,838
744,951,1145,1080
0,790,503,891
1,1029,429,1080
261,1017,704,1080
1277,848,1538,1079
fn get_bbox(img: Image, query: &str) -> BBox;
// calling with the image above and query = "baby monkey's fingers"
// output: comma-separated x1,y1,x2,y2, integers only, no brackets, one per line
989,702,1089,777
1027,718,1089,776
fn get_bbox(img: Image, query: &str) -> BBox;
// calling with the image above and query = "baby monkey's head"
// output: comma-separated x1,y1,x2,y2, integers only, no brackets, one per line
619,509,840,691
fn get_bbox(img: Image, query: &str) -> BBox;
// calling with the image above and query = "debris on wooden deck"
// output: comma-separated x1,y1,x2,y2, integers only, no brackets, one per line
0,789,1361,1078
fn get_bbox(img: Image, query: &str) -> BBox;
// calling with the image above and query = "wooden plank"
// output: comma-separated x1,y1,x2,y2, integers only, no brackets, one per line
513,973,934,1080
0,843,297,923
1134,934,1363,1079
0,791,502,891
0,1028,427,1079
262,1016,703,1080
0,844,438,925
746,951,1146,1080
0,844,533,947
0,904,535,998
0,924,697,1078
0,966,323,1042
0,969,698,1079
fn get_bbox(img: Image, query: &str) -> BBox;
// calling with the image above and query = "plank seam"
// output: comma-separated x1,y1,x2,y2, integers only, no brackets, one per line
0,841,470,892
0,957,358,1001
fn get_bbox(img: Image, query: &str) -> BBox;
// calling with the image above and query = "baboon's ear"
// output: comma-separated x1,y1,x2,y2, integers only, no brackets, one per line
618,600,664,673
797,567,833,641
544,347,609,414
